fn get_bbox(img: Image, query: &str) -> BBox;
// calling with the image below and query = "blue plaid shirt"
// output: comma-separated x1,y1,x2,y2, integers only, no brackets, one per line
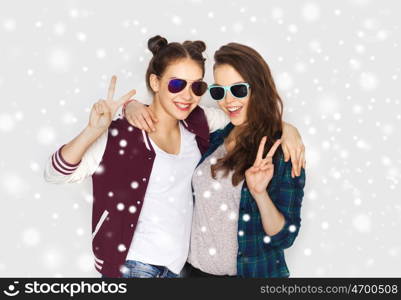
198,123,306,278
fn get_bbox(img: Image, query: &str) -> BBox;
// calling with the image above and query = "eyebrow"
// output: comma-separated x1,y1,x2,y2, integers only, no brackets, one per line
212,81,246,86
169,76,204,81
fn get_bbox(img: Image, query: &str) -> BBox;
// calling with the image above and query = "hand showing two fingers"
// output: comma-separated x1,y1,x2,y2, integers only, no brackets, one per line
89,75,136,131
245,137,281,196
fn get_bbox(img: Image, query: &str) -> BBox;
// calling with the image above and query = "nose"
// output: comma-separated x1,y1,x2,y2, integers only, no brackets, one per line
180,84,193,101
224,89,236,104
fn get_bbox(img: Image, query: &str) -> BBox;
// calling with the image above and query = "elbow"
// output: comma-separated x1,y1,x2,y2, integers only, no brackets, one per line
264,218,301,250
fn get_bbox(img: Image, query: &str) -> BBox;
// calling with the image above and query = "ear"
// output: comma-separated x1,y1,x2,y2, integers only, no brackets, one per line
149,74,160,93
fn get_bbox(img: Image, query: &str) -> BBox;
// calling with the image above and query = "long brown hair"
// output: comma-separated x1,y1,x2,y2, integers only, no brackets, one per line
145,35,206,93
211,43,283,186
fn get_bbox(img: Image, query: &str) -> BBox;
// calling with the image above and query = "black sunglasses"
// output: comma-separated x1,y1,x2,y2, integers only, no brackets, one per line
167,78,208,97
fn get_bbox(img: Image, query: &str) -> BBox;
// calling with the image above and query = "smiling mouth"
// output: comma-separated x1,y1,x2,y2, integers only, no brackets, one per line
174,102,191,111
226,106,243,116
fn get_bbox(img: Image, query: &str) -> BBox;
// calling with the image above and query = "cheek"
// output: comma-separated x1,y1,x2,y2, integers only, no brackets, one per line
242,97,250,111
217,100,226,111
192,96,201,105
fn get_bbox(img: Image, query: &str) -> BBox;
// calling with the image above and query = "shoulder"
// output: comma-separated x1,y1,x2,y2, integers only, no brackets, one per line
185,105,207,125
108,117,144,139
184,106,209,138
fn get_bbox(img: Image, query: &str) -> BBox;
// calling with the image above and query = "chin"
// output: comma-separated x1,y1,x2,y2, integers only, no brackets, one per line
170,106,195,120
231,117,247,126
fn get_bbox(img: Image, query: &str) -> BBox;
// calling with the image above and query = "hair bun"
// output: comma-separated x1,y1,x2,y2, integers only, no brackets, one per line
148,35,168,55
183,40,206,53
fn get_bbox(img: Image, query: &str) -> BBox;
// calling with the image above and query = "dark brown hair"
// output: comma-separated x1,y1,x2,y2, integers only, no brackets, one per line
145,35,207,93
211,43,283,186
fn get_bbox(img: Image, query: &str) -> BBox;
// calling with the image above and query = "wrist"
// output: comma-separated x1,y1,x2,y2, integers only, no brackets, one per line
122,99,136,117
251,190,269,202
84,125,106,141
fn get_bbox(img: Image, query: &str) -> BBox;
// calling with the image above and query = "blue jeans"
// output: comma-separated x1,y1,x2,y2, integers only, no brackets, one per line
102,260,180,278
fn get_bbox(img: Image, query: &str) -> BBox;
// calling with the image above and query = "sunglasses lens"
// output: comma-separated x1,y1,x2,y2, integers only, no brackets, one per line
209,87,225,100
230,84,248,98
168,79,187,93
191,81,208,96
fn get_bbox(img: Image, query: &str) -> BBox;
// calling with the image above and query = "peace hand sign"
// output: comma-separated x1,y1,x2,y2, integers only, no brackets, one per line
245,137,281,196
88,75,136,131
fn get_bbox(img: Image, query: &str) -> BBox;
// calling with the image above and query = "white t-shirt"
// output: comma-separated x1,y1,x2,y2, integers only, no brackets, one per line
126,122,201,274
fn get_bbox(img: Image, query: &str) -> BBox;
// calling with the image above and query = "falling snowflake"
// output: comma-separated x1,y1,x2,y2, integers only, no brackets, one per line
203,190,211,198
263,236,271,243
117,203,125,211
22,228,41,246
118,244,127,252
353,214,371,233
302,3,320,22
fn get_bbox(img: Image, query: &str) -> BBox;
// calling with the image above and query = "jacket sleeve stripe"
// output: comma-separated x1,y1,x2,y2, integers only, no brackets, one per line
51,154,75,175
58,145,81,167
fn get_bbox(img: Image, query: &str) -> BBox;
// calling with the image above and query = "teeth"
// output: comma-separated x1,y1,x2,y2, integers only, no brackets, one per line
176,103,190,108
227,106,241,112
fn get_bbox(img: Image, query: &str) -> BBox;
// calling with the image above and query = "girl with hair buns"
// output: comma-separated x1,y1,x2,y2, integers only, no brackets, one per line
44,35,211,278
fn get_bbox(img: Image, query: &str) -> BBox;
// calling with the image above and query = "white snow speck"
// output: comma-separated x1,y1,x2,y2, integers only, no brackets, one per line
22,228,40,246
353,214,371,233
49,49,70,72
203,190,211,198
129,206,137,214
276,72,293,91
118,244,127,252
76,32,87,42
77,253,93,272
289,225,297,232
302,3,320,22
96,49,106,59
242,214,250,222
95,165,105,175
53,22,66,35
271,7,283,20
0,114,15,132
172,16,182,25
220,203,228,211
263,236,271,244
117,203,125,211
359,72,378,91
3,19,16,31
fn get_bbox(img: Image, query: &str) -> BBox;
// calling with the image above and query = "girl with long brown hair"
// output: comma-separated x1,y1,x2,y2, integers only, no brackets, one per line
186,43,306,278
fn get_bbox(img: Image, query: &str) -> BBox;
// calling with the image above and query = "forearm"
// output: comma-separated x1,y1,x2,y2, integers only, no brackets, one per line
61,126,105,164
253,192,286,236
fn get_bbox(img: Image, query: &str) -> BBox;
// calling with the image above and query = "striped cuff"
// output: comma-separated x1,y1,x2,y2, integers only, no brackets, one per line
51,145,81,175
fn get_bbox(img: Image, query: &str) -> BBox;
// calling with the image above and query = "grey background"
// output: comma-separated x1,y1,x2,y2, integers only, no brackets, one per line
0,0,400,277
